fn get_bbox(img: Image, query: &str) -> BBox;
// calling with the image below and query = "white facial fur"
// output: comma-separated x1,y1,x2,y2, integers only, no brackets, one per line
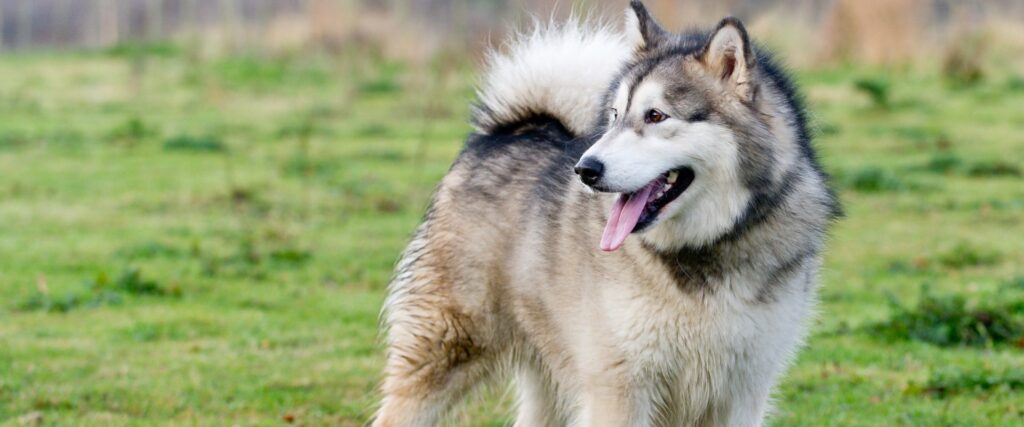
581,79,752,249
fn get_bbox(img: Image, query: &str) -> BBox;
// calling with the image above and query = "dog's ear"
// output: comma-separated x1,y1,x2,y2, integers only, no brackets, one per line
700,17,756,100
625,1,669,53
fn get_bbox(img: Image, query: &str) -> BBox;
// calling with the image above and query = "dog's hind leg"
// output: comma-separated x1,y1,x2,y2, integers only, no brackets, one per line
373,281,499,427
372,232,498,427
373,295,494,427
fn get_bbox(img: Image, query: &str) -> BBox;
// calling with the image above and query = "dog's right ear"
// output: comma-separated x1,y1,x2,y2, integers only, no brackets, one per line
699,17,756,100
625,0,669,53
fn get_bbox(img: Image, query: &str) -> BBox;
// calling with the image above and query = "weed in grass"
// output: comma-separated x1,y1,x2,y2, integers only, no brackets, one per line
110,268,169,296
919,153,962,174
115,241,183,260
886,258,931,275
354,123,391,138
17,268,177,313
0,130,84,150
942,32,987,88
268,248,313,266
29,397,74,411
19,288,123,313
1005,276,1024,290
276,121,330,139
871,285,1023,348
163,134,227,153
198,234,311,279
373,197,404,214
935,242,1003,269
1007,75,1024,92
844,167,905,192
358,62,404,95
0,130,29,150
357,148,406,162
210,186,272,217
888,126,952,151
282,156,337,179
359,78,400,95
966,161,1022,178
280,112,321,188
109,116,159,146
227,186,255,206
213,57,330,89
126,323,174,342
918,366,1024,397
853,77,890,108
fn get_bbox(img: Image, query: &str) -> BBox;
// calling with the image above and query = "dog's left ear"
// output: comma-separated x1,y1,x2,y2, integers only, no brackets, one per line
700,17,756,100
625,0,669,53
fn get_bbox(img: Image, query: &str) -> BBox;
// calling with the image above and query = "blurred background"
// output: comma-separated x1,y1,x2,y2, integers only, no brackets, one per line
0,1,1022,426
2,0,1024,66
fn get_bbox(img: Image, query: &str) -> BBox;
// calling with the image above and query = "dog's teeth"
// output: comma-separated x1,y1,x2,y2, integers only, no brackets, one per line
667,171,678,184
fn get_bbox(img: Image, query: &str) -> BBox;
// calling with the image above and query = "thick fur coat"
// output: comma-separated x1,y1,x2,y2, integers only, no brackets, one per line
373,2,839,426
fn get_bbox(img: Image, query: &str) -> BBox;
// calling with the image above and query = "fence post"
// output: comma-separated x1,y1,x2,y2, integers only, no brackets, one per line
147,0,164,41
221,0,238,51
55,0,71,45
0,4,5,51
183,0,198,37
16,0,31,49
98,0,119,47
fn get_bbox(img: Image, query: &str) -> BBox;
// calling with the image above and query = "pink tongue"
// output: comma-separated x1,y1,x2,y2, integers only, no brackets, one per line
600,183,656,252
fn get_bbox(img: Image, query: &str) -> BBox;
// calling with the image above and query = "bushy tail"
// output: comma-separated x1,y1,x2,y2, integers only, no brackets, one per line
472,20,631,137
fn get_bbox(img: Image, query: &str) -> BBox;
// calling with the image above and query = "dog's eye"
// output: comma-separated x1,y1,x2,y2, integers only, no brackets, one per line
608,108,618,122
687,110,709,122
645,109,668,124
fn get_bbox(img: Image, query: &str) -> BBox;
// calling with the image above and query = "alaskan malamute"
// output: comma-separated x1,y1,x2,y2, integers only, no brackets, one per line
374,1,839,425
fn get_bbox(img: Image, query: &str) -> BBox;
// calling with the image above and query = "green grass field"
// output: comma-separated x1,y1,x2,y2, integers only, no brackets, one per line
0,47,1022,426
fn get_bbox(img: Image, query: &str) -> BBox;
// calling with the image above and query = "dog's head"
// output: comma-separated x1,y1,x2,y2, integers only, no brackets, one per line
577,1,796,252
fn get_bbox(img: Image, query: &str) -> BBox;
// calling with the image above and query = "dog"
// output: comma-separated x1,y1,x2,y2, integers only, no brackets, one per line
373,1,839,425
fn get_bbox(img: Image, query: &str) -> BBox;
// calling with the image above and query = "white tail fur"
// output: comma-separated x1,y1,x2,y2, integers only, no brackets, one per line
472,20,631,136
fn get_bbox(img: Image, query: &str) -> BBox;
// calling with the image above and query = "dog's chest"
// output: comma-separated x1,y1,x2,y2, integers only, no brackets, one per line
596,270,809,384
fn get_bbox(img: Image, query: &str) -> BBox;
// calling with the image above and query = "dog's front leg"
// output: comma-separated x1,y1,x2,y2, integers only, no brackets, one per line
578,390,629,427
576,380,649,427
719,387,771,427
514,364,561,427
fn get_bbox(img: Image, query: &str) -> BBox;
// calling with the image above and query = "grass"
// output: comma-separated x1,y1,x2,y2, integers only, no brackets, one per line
0,46,1022,426
918,365,1024,398
871,285,1023,348
162,134,227,153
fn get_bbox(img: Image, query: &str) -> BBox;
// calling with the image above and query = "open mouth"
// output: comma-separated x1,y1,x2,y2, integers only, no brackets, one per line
600,166,696,252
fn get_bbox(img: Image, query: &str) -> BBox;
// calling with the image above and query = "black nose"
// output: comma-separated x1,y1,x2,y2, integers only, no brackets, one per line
574,157,604,186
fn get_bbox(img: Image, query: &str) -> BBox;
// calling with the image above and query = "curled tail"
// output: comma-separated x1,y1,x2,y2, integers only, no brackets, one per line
472,20,632,137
